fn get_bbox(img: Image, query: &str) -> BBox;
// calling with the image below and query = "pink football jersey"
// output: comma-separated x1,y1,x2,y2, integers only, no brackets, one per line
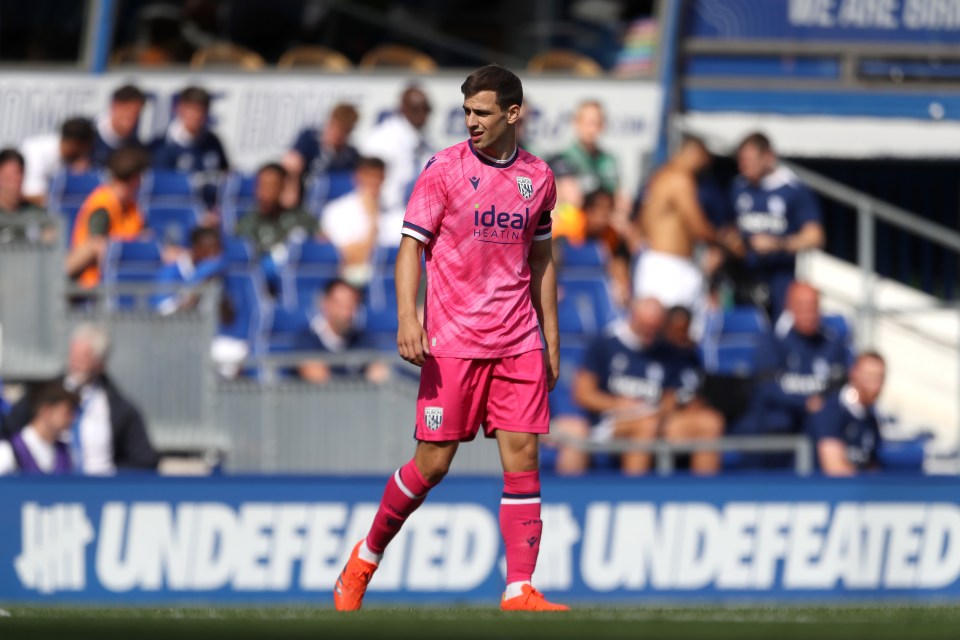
401,140,556,359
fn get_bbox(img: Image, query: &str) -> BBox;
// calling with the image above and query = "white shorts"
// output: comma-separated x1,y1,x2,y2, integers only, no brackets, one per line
633,250,704,309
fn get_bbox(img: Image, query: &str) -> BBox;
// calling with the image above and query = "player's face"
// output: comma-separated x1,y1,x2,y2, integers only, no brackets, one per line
67,339,102,384
322,285,359,335
256,170,283,212
852,358,885,406
178,101,208,136
111,99,144,138
664,314,691,347
43,401,77,434
193,235,221,263
463,91,518,152
788,287,820,336
575,104,605,147
355,166,384,194
584,193,614,237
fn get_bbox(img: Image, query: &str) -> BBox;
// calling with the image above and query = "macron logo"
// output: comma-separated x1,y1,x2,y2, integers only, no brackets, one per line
469,176,480,190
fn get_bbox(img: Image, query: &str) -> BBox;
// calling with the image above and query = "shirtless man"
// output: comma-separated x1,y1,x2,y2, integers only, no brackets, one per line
634,135,741,309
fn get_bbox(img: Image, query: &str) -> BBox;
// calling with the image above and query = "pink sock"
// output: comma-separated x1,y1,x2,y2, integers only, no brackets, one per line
500,470,542,585
365,459,436,554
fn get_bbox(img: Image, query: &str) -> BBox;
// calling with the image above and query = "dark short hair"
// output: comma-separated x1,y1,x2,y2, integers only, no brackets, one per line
257,162,287,180
666,305,692,324
106,146,150,181
112,84,146,104
738,131,773,155
0,148,25,170
190,225,221,248
356,156,386,172
323,277,360,298
178,86,211,109
461,64,523,111
33,382,80,415
61,117,95,143
582,188,614,211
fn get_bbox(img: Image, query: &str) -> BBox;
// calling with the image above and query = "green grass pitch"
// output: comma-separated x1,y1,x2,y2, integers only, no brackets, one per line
3,605,960,639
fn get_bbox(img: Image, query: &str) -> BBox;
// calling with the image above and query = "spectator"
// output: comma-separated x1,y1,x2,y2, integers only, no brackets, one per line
66,146,149,289
554,188,632,305
20,117,95,206
321,157,391,286
296,279,390,385
92,84,147,168
554,100,618,199
0,383,79,475
809,352,886,476
4,324,158,473
359,86,433,217
0,148,46,244
150,86,229,209
282,103,361,208
236,162,320,256
728,132,825,320
738,282,850,466
572,297,681,475
662,305,725,474
152,227,248,379
633,135,742,312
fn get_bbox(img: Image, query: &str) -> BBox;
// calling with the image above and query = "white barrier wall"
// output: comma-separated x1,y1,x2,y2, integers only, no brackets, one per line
0,72,662,197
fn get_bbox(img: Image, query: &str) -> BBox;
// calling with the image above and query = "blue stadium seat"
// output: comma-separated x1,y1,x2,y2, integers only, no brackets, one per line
102,240,164,310
55,202,85,246
223,237,254,267
699,306,768,376
560,277,619,330
218,172,257,235
291,240,340,266
550,344,586,418
304,170,355,217
557,240,606,271
267,306,310,353
48,170,103,245
558,289,596,338
363,276,399,350
141,170,195,204
222,270,272,348
146,204,202,246
281,240,341,310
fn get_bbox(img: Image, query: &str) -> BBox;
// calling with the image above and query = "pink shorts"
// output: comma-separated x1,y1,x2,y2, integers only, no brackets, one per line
415,350,550,442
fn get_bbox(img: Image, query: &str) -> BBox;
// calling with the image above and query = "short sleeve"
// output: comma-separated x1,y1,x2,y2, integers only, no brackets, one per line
87,208,111,236
793,183,822,227
292,129,320,165
21,138,51,198
533,169,557,241
579,335,609,380
0,440,16,475
401,156,446,244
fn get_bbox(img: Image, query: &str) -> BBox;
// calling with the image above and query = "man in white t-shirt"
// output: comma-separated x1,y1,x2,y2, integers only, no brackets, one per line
21,117,96,206
321,157,397,285
358,86,433,218
0,383,78,475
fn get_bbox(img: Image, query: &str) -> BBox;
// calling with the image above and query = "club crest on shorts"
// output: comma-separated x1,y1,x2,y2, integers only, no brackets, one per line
517,176,533,200
424,407,443,431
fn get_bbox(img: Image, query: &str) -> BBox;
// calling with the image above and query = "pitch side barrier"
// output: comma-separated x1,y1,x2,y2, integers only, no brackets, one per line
1,474,957,604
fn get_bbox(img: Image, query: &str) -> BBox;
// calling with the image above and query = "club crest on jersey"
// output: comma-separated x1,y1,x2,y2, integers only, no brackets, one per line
517,176,533,200
424,407,443,431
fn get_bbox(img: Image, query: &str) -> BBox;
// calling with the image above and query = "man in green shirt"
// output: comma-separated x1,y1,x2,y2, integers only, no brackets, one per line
0,148,47,244
555,100,619,197
236,163,320,255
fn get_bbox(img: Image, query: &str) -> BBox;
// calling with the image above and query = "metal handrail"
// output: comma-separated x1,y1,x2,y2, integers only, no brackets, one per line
544,432,814,476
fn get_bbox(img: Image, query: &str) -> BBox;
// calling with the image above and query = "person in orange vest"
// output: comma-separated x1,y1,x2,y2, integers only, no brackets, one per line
66,146,149,289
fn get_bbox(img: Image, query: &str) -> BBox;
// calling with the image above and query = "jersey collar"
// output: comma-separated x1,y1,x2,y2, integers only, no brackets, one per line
469,141,518,169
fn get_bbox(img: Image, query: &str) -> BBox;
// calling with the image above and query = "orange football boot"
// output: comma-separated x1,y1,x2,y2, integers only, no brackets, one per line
333,540,377,611
500,584,570,612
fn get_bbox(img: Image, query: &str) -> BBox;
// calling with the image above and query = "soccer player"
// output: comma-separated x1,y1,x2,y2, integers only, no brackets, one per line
333,65,566,612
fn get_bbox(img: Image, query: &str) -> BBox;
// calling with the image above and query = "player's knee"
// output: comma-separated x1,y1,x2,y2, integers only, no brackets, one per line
418,459,451,485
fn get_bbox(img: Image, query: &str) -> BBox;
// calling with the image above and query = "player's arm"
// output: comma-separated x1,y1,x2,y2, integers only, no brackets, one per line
572,370,635,414
817,438,856,476
672,173,716,243
529,233,559,391
395,235,430,366
782,221,825,254
65,209,109,278
280,149,306,209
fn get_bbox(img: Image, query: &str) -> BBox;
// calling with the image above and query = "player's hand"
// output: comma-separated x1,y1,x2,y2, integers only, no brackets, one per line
544,348,560,392
398,315,430,367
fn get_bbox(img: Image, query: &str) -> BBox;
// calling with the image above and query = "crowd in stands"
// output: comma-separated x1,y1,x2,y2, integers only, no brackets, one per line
0,81,897,479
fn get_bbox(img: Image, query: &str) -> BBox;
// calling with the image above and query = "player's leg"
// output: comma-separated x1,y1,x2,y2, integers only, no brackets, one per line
487,350,568,611
662,404,724,474
552,415,590,475
612,414,658,475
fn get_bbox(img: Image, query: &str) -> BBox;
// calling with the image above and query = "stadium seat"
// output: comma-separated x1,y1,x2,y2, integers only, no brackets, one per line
222,270,272,348
560,277,619,330
700,306,768,376
223,237,254,267
48,170,103,245
102,240,164,310
527,49,604,76
218,172,257,235
141,170,195,204
277,45,352,71
267,306,310,353
191,42,265,70
556,240,606,272
281,241,340,311
558,289,596,338
146,204,202,246
362,276,399,350
304,170,355,217
359,44,437,72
